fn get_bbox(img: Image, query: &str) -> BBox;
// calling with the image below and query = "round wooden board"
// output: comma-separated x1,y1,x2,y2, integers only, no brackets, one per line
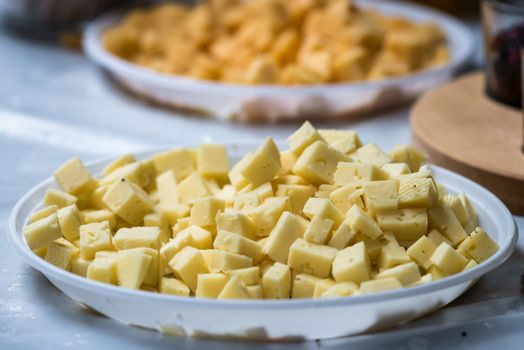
411,72,524,215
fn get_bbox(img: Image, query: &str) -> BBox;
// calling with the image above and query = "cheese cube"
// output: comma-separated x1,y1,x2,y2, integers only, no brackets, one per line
303,216,334,244
376,208,427,241
217,276,250,299
246,285,264,299
346,204,382,239
430,242,468,274
228,267,260,286
169,246,209,292
125,247,158,287
95,250,118,260
159,277,190,296
100,162,148,188
357,164,389,181
287,121,325,156
382,163,411,177
428,207,467,246
389,145,426,172
196,144,230,179
86,185,109,210
153,148,195,181
263,211,306,263
238,138,281,187
24,213,62,250
44,238,79,270
190,197,225,227
233,192,261,211
103,179,154,225
363,180,398,212
214,230,262,263
352,143,391,167
292,273,322,298
79,222,112,259
54,157,96,195
332,242,371,283
185,226,213,249
330,185,359,214
29,205,58,223
228,152,253,191
316,184,341,199
359,277,403,294
319,129,361,154
56,205,82,242
196,273,229,298
427,229,452,247
216,210,257,240
113,227,162,250
427,265,449,280
155,170,179,204
407,236,437,270
43,188,77,208
278,150,298,176
321,282,358,298
398,177,438,208
250,182,274,202
87,258,117,285
303,198,344,227
71,255,91,277
362,238,383,262
378,243,411,269
292,141,348,185
375,262,421,286
288,238,338,278
276,184,315,215
115,249,152,289
143,212,171,243
201,249,252,272
327,220,357,249
102,153,136,176
81,209,116,230
313,278,336,298
249,197,291,237
332,162,358,185
458,227,498,263
171,216,191,236
410,273,434,287
177,173,212,204
463,259,478,271
262,262,291,299
155,203,190,226
443,194,469,225
459,194,478,226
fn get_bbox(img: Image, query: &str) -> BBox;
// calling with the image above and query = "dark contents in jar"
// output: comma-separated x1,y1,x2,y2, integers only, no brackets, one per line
485,23,524,108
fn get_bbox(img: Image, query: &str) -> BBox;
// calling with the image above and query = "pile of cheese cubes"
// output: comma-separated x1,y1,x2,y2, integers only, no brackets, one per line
23,122,498,299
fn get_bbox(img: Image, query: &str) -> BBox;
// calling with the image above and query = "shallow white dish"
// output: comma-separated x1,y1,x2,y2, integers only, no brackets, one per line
8,143,517,341
83,0,473,121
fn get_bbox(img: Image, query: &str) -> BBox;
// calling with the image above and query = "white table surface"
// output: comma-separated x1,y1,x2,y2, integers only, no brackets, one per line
0,14,523,350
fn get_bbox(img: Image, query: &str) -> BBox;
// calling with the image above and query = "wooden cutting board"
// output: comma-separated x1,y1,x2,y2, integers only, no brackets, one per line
411,72,524,215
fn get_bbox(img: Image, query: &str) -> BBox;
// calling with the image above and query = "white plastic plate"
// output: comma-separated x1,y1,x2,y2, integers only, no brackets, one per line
83,0,474,121
8,143,517,341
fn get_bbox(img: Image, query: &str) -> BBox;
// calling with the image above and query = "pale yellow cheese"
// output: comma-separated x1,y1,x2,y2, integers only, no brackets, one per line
457,227,498,263
332,242,371,284
398,177,438,209
56,204,82,242
43,188,77,208
327,219,357,249
54,157,96,195
346,204,382,239
228,152,253,191
430,242,468,274
382,163,410,177
288,121,325,156
359,277,402,294
233,192,261,211
246,285,264,299
313,278,336,298
321,282,358,298
126,247,158,287
278,150,298,176
291,273,322,298
71,255,91,277
214,230,262,263
201,249,252,272
329,185,360,214
217,275,250,299
100,162,148,188
333,162,359,185
443,194,469,225
81,209,116,230
79,222,112,259
292,141,348,185
190,197,225,227
216,210,257,240
168,246,209,293
303,216,334,244
29,205,58,223
288,238,338,278
155,170,179,204
378,242,411,269
276,184,315,215
407,236,437,270
103,179,154,225
143,212,171,243
113,226,162,250
102,153,136,176
155,203,190,226
44,238,79,270
159,277,190,296
177,173,212,205
116,249,152,289
87,257,117,285
228,266,260,286
375,262,421,286
238,137,281,187
352,143,391,167
196,273,229,298
24,213,62,250
262,211,306,263
152,148,195,181
427,229,452,247
376,208,428,241
428,207,467,246
303,197,344,227
262,262,291,299
196,144,230,179
248,197,291,237
363,180,398,212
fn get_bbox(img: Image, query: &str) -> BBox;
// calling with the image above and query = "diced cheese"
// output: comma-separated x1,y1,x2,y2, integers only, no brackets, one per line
79,222,112,259
71,255,91,277
177,173,212,205
24,213,62,250
214,230,262,262
359,277,402,294
293,141,348,185
378,242,411,269
407,236,437,270
327,219,357,249
346,204,382,239
113,226,162,250
398,177,438,208
81,209,116,230
332,242,371,284
87,258,117,285
56,205,82,242
190,197,225,227
44,238,79,270
262,262,291,299
430,242,468,274
288,238,338,278
216,210,257,240
159,277,190,296
443,194,469,225
217,275,250,299
201,249,252,272
278,150,298,176
321,282,358,298
248,197,291,237
116,249,152,289
352,143,391,167
276,184,315,215
196,144,230,179
43,188,77,208
263,211,306,263
152,148,195,182
428,207,467,246
246,285,264,299
313,278,336,298
54,157,96,195
303,197,344,227
238,137,281,187
363,180,398,212
330,185,360,214
288,121,325,156
376,208,428,241
196,273,229,298
102,153,136,176
103,179,154,225
29,205,58,223
291,273,322,298
228,152,253,191
457,227,498,263
375,262,421,286
155,203,190,226
303,216,334,244
155,170,179,204
427,229,452,247
100,162,148,188
169,246,209,293
228,266,260,286
382,163,410,177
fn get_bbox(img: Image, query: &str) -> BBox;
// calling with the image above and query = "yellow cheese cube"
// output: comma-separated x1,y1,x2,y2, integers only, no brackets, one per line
327,220,357,249
155,203,190,226
186,226,213,249
278,150,298,176
71,255,91,277
304,216,334,244
376,208,428,241
217,275,250,299
248,197,292,237
24,213,62,250
159,277,190,296
319,129,361,154
143,212,171,243
398,177,438,209
113,226,162,250
171,216,191,236
87,258,117,285
43,188,77,208
29,205,58,223
357,163,389,181
333,162,359,185
362,238,383,263
382,163,411,177
216,210,257,240
363,180,398,212
79,222,112,259
443,194,469,225
102,153,136,176
155,170,179,204
124,247,158,287
430,242,468,274
196,273,229,298
410,273,434,287
287,121,325,156
292,273,322,298
238,138,281,187
56,205,82,242
292,141,348,185
459,194,478,227
330,185,360,214
86,185,109,210
313,278,336,298
190,197,225,227
81,209,116,230
427,265,449,280
246,285,264,299
288,238,338,278
303,198,344,227
262,211,306,263
250,182,274,202
44,238,79,270
153,148,195,182
276,184,315,215
177,172,212,205
201,250,253,272
378,243,411,269
462,259,478,271
228,152,253,191
233,192,261,211
375,262,421,286
262,262,291,299
352,143,391,167
389,145,426,172
427,229,452,247
214,230,262,263
168,246,209,293
103,179,154,225
315,184,340,199
196,144,230,180
95,250,117,260
321,282,358,298
407,236,437,270
100,162,148,188
458,227,498,263
228,266,260,286
332,242,371,283
115,249,152,289
428,207,467,246
346,204,382,239
54,157,96,195
359,277,403,294
273,174,309,186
